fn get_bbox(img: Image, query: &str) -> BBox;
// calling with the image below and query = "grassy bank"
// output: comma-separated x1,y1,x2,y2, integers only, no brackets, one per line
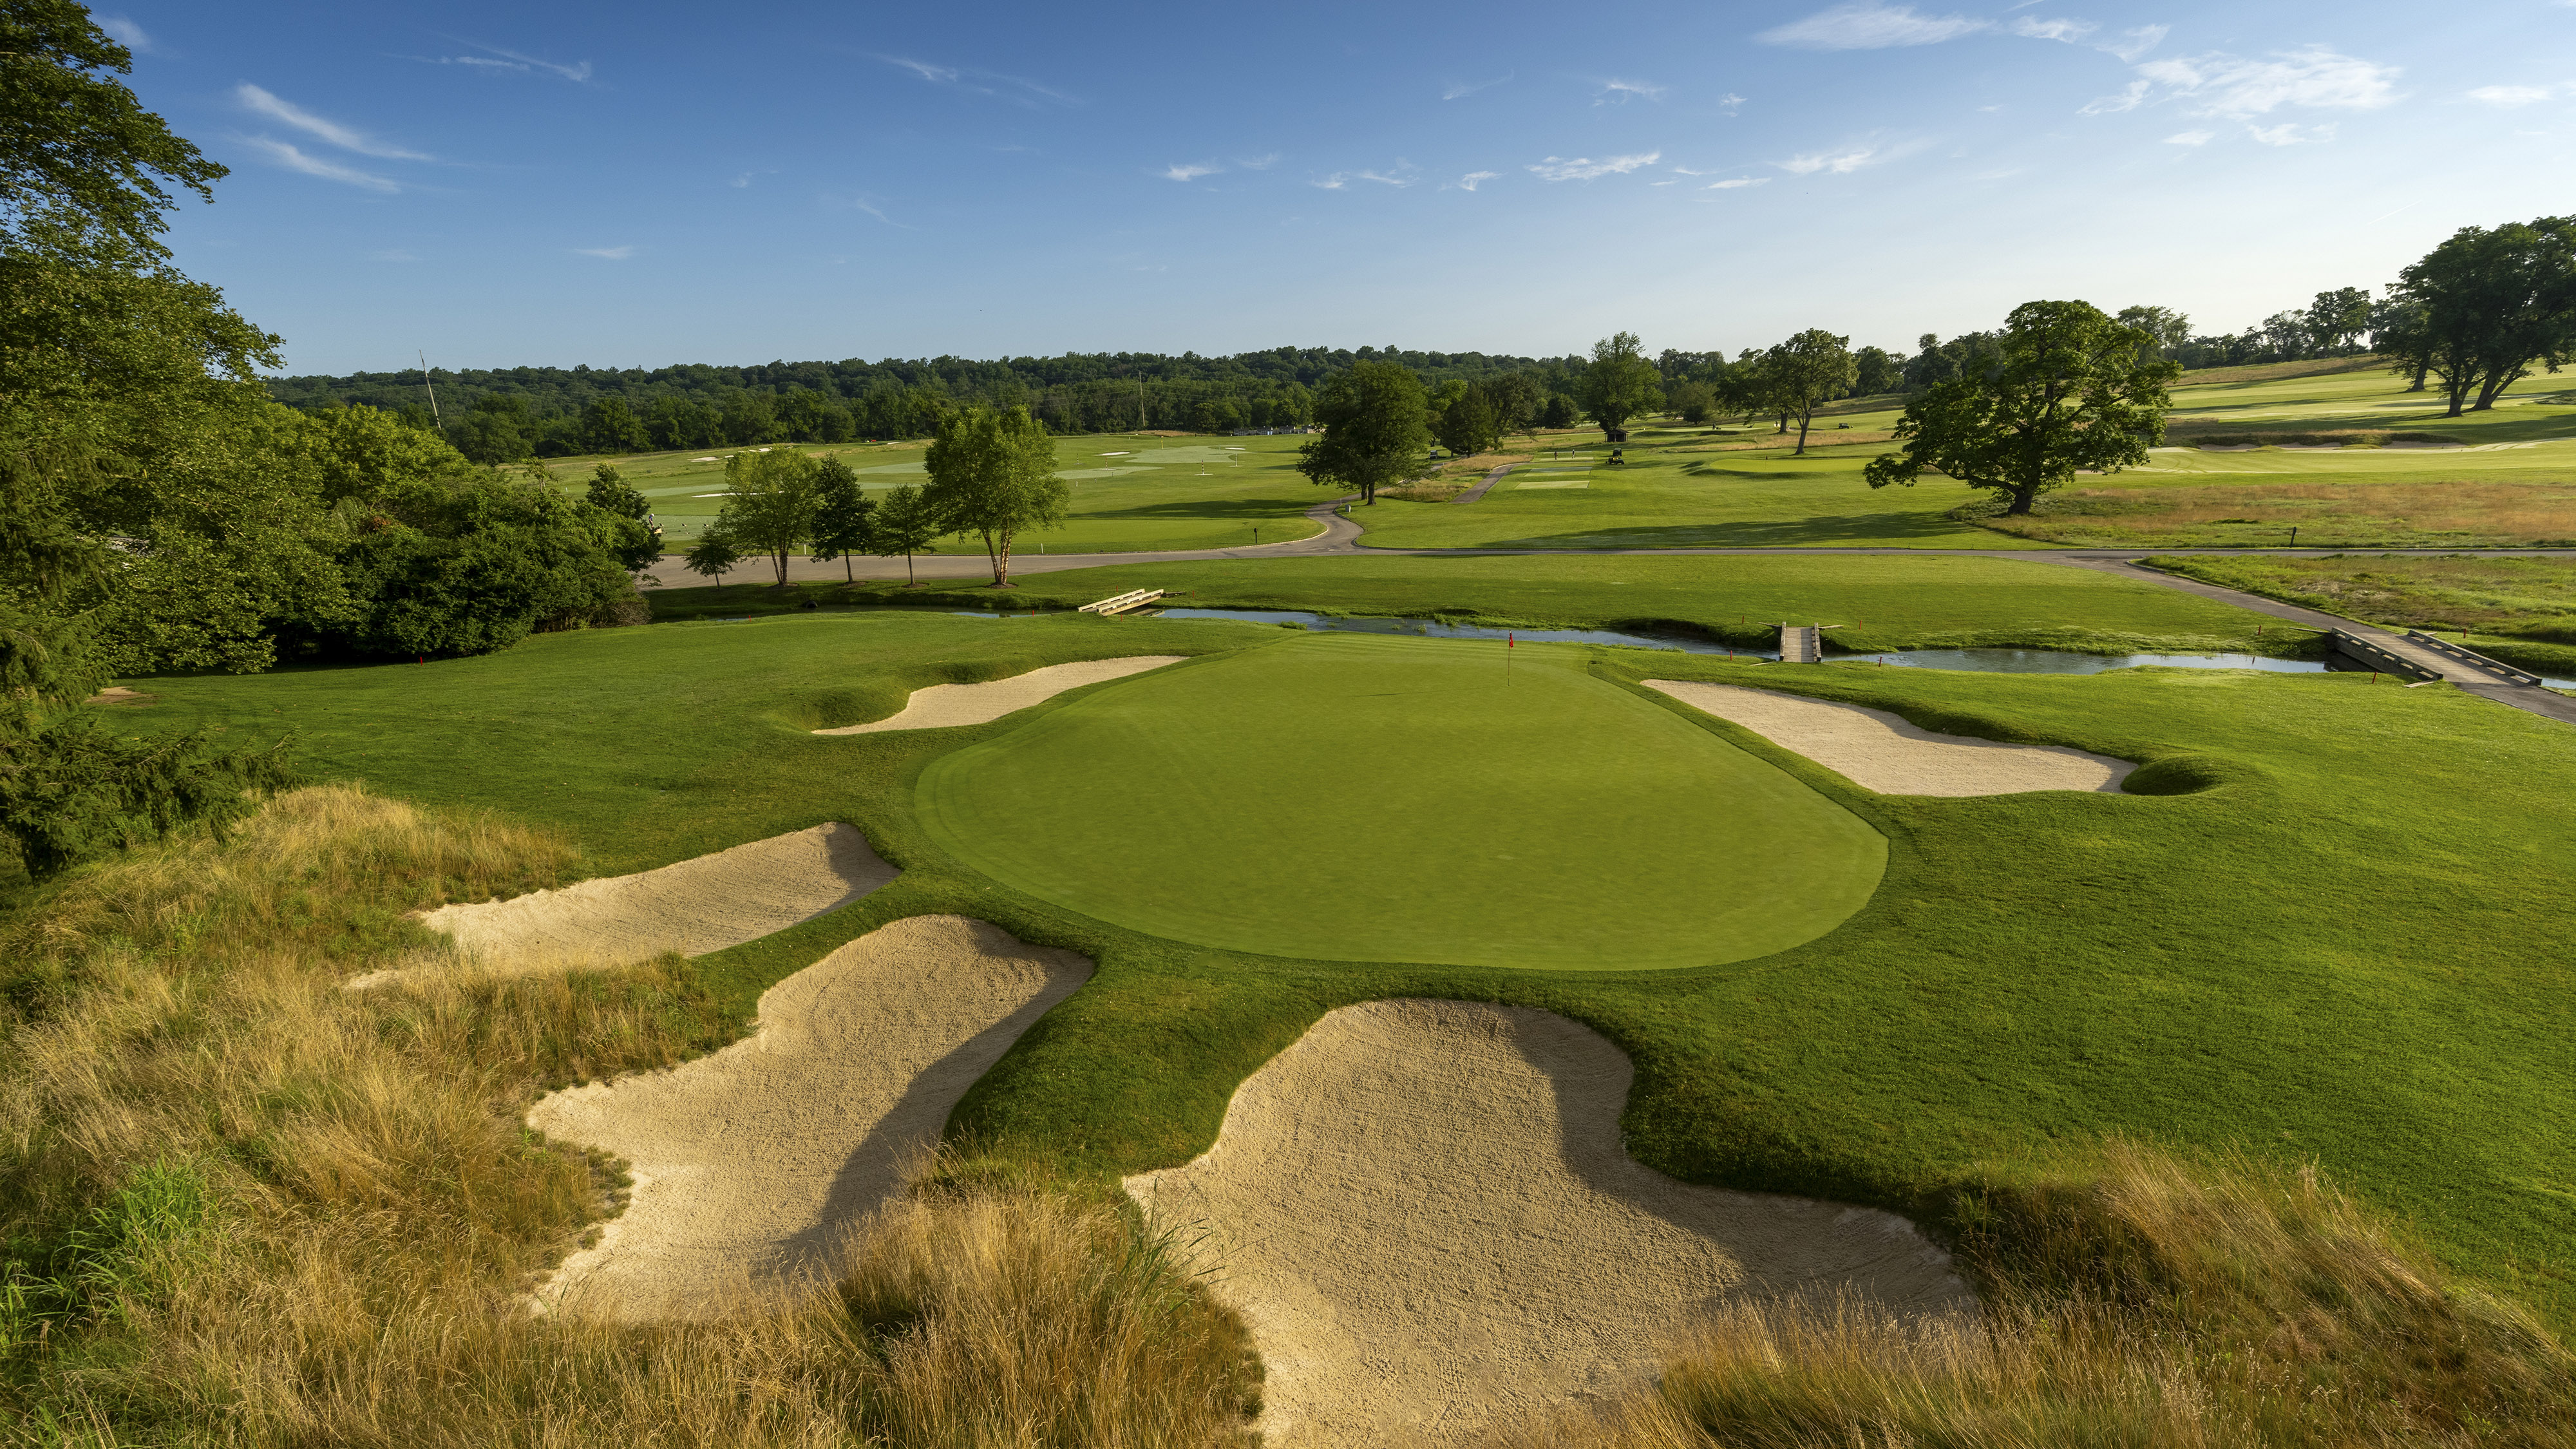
112,609,2576,1333
0,786,1256,1444
642,553,2307,658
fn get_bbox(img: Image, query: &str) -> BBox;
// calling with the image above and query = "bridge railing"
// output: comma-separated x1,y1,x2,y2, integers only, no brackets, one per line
2401,630,2542,687
2326,629,2443,683
1079,589,1166,616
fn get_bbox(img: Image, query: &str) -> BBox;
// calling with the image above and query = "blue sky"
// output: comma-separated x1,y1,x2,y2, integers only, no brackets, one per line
106,0,2576,374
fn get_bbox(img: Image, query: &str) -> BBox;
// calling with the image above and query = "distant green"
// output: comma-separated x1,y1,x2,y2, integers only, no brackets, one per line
917,634,1884,969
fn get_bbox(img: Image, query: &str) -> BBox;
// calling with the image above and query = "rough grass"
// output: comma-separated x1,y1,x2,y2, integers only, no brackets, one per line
0,786,1257,1446
1506,1143,2575,1448
1975,481,2576,548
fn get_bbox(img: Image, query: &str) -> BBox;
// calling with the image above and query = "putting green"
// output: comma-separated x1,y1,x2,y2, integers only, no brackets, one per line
914,634,1886,970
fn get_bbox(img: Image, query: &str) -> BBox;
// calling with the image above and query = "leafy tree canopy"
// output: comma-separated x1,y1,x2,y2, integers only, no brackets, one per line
1865,300,2177,516
1296,361,1431,506
923,406,1068,587
1575,331,1662,433
0,0,223,263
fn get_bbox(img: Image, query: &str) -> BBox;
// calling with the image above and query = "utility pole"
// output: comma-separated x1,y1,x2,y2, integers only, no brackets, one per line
419,350,442,428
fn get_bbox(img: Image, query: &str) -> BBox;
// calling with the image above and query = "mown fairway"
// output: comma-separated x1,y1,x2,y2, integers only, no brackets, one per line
562,431,1327,551
916,633,1884,969
117,605,2576,1326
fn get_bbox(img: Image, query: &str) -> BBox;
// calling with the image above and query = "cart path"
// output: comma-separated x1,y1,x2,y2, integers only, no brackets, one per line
1450,464,1518,504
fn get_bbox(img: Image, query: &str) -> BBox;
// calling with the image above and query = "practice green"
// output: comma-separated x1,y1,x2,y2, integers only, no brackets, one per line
914,633,1886,969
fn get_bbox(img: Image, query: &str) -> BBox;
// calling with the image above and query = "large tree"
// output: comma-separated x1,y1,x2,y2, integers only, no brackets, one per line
871,482,943,587
922,405,1068,587
1477,373,1546,439
0,3,314,872
2389,217,2576,415
1296,360,1431,506
1574,331,1662,435
806,455,876,583
1864,301,2177,517
1761,329,1859,455
714,448,820,586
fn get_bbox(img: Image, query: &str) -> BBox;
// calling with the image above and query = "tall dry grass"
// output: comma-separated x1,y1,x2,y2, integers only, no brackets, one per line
1500,1142,2576,1449
1982,481,2576,546
0,786,1256,1447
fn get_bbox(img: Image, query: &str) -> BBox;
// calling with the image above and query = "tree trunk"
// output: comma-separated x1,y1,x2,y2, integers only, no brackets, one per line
1794,413,1812,456
992,530,1014,588
844,556,854,583
772,547,790,587
2408,362,2429,393
2007,486,2038,516
904,551,918,587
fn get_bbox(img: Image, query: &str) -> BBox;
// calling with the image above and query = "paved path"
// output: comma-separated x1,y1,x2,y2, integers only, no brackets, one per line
1450,464,1518,504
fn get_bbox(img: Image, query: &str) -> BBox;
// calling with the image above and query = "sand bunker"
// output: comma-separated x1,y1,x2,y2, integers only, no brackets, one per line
530,915,1091,1319
1125,1001,1971,1446
419,823,897,973
1645,680,2134,796
814,656,1188,734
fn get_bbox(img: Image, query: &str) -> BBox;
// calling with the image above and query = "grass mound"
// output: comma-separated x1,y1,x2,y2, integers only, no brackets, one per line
916,634,1886,969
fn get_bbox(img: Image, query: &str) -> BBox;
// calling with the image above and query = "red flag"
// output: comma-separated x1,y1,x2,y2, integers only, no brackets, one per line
1508,632,1515,649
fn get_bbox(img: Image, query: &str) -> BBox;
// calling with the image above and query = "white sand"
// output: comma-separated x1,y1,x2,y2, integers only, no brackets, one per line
1125,1001,1972,1447
530,915,1092,1320
813,656,1188,734
417,823,897,974
1645,680,2134,796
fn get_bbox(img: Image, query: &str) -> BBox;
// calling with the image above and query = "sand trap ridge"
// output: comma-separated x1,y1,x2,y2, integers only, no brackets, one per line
419,823,897,973
1124,1000,1973,1446
530,915,1092,1319
1645,680,2134,796
813,656,1189,734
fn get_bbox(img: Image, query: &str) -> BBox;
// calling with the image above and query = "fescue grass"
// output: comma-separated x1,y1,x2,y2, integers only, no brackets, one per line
0,786,1257,1445
108,609,2576,1333
1978,480,2576,549
1508,1142,2575,1448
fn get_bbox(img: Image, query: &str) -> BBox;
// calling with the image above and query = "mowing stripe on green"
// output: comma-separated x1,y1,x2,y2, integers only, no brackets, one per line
914,633,1886,970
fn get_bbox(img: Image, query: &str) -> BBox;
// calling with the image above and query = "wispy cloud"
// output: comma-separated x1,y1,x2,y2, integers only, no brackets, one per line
1716,91,1748,115
2134,47,2402,120
1235,153,1280,170
1778,144,1879,174
1527,151,1661,180
2008,15,2095,43
240,137,397,191
2247,121,2336,145
1596,77,1667,104
1443,170,1502,191
410,42,592,82
1311,162,1419,189
234,84,430,160
2081,79,2152,114
98,15,151,52
1162,162,1222,181
870,53,1077,107
573,245,636,260
1441,73,1512,100
1757,2,1987,50
2466,84,2552,106
2103,25,2167,61
2164,129,2215,145
1706,176,1770,189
